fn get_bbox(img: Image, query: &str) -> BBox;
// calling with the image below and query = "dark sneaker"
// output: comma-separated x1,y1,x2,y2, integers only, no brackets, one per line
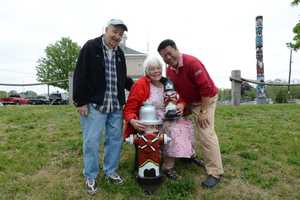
105,173,124,185
163,168,177,180
85,179,97,195
181,156,205,169
191,157,205,168
201,175,221,188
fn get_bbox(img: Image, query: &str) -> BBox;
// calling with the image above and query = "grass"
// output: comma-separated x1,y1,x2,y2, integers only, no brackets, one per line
0,104,299,199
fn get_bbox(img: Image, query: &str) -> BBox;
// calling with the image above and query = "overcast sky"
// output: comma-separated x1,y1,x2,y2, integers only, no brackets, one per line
0,0,299,94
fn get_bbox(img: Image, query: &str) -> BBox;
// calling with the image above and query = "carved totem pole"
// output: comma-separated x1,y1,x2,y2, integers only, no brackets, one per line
256,16,267,104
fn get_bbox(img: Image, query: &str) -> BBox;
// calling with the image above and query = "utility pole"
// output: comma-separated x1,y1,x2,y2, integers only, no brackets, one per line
287,44,293,96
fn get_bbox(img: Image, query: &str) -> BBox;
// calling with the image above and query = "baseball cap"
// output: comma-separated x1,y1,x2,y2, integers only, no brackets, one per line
107,19,128,31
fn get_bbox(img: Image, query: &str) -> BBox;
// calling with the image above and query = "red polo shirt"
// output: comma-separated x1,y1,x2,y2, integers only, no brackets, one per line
166,54,218,104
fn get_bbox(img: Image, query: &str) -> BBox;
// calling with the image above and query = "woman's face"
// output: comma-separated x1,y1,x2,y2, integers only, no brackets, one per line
147,65,162,81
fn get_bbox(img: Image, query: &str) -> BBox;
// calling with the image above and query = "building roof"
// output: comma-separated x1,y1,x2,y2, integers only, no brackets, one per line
123,46,145,55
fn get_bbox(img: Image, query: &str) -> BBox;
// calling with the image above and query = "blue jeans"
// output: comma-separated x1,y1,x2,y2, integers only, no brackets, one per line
80,104,123,180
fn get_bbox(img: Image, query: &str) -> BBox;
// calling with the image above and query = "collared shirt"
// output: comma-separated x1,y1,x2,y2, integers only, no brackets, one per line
98,37,120,113
169,54,183,73
167,54,218,104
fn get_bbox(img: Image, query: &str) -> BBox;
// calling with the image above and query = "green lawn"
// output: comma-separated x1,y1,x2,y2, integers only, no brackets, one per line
0,104,299,200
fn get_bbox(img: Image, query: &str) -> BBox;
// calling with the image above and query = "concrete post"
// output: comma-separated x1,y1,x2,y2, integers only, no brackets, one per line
68,71,74,104
231,70,241,106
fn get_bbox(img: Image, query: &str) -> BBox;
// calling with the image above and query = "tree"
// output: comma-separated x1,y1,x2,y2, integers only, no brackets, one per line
275,89,288,103
0,90,7,98
265,78,300,101
291,0,300,50
218,88,231,102
291,0,300,5
36,37,80,90
241,81,253,95
20,90,37,98
243,89,256,101
8,90,18,96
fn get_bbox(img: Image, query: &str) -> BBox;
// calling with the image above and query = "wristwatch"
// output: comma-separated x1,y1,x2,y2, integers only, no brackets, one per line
199,109,208,114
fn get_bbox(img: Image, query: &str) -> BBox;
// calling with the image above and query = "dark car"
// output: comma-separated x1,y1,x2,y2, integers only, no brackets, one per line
49,93,68,105
28,96,50,105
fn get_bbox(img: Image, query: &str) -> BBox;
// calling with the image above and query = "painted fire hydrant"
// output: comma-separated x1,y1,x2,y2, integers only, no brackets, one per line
125,102,171,192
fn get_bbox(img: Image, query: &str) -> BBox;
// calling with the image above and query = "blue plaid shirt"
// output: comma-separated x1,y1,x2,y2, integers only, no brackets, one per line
98,38,120,113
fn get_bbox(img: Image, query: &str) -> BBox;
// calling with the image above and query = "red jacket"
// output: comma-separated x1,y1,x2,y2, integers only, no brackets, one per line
123,76,151,138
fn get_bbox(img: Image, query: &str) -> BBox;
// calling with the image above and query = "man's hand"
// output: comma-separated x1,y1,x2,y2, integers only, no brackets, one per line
77,105,88,116
130,119,146,132
197,112,210,129
197,96,212,129
176,103,185,116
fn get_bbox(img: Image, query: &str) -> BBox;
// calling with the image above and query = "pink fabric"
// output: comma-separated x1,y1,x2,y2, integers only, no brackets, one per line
147,83,164,110
147,83,195,158
163,119,195,158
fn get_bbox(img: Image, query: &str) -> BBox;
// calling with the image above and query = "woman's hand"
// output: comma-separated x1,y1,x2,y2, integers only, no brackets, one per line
130,119,146,132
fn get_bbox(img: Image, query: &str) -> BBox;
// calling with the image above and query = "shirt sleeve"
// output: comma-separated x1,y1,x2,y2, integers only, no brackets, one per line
190,60,214,97
73,42,90,107
125,77,134,91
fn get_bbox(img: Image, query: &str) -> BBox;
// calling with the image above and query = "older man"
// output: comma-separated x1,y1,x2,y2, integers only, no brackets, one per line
73,19,133,195
158,39,224,188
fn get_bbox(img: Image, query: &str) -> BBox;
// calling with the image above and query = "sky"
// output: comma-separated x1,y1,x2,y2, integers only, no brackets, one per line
0,0,299,94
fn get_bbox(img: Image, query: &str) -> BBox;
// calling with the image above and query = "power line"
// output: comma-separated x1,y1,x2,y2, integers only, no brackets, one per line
0,79,68,86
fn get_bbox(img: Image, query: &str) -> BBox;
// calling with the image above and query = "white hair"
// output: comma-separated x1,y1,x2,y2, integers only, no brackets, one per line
143,55,163,75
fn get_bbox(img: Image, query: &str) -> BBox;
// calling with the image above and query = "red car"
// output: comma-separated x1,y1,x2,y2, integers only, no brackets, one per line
0,94,29,105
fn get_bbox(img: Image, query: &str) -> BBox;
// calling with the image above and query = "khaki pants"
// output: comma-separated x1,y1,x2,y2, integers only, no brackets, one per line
188,95,224,177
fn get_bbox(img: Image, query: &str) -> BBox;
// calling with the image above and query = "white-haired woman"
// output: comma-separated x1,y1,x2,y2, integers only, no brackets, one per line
123,55,196,180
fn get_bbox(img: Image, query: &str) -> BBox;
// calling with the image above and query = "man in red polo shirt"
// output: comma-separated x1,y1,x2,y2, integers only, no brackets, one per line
158,39,224,188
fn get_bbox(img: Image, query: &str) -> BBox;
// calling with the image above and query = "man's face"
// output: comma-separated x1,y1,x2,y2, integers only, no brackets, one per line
159,46,180,66
104,25,125,49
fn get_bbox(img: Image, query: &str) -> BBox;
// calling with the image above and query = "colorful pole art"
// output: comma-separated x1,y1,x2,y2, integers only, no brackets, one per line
255,16,267,104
